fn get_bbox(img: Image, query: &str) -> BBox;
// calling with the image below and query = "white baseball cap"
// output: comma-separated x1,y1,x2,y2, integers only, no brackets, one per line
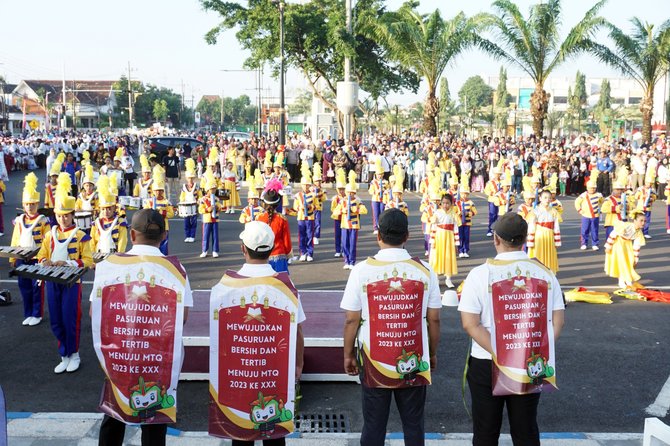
239,221,275,252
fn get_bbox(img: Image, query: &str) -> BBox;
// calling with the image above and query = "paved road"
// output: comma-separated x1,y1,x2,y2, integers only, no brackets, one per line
1,168,669,435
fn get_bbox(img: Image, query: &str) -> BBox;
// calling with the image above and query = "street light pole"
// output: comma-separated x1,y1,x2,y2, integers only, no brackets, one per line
278,1,286,145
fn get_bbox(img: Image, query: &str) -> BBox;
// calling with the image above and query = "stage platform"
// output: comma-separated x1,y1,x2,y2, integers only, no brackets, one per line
181,289,357,382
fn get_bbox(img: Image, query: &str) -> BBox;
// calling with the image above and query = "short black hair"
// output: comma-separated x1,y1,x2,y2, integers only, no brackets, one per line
245,245,273,260
378,208,409,246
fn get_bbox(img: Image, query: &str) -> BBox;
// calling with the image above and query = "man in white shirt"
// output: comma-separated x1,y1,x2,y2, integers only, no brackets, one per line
341,209,441,446
93,209,193,446
459,213,564,446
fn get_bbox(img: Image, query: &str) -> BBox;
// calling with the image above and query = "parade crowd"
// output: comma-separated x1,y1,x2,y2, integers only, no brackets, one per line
0,128,667,446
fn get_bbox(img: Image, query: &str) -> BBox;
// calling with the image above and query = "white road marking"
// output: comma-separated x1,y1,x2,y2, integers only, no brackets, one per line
646,374,670,417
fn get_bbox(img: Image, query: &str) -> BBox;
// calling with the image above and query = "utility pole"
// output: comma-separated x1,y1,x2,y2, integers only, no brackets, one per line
127,61,134,128
62,64,67,129
278,1,286,145
344,0,353,141
220,90,224,131
181,79,185,126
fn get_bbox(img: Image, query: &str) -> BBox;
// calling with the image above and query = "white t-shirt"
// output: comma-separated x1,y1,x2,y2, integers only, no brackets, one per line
340,248,442,312
237,263,306,324
458,250,564,360
90,244,193,308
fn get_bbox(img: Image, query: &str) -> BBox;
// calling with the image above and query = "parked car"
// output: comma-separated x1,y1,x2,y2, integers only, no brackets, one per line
148,136,204,159
224,132,252,143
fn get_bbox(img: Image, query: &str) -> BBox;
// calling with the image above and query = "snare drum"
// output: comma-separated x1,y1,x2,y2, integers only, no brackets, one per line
178,202,197,217
118,196,132,207
216,189,231,200
74,212,92,230
129,197,142,209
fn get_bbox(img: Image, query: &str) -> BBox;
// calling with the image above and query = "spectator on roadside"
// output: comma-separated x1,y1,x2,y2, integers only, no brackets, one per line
162,146,181,202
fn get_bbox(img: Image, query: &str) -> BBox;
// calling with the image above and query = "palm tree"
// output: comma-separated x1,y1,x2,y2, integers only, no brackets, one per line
483,0,607,137
363,3,486,135
590,19,670,144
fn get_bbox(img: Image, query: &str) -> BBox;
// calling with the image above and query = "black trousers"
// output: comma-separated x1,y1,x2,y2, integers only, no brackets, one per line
98,415,167,446
360,384,426,446
467,357,540,446
232,439,286,446
597,172,611,197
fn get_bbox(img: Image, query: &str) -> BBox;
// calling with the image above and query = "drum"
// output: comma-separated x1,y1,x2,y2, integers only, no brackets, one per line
129,197,142,209
216,189,231,200
178,202,197,217
118,196,132,207
74,212,92,230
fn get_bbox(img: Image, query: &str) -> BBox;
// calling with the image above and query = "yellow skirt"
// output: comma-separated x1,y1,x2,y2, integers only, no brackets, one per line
528,225,559,273
605,238,640,283
223,180,241,207
429,227,457,276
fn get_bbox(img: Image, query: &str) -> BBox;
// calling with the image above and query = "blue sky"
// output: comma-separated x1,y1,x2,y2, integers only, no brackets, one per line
0,0,661,107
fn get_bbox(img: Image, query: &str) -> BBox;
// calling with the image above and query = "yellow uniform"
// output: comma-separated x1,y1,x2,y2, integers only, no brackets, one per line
75,191,98,215
198,194,224,224
386,198,409,216
133,178,154,199
333,197,368,230
575,192,604,218
527,206,562,273
368,178,388,203
429,207,461,276
238,204,264,224
143,198,174,230
484,180,501,203
90,216,128,254
37,226,94,269
604,220,645,285
493,190,516,216
10,214,50,266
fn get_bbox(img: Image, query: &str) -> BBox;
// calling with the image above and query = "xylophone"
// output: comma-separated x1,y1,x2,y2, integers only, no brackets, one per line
93,252,113,263
0,246,40,261
10,264,88,285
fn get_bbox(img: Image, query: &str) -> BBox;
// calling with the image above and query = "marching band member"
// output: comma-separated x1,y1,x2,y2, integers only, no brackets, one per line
456,184,477,258
332,171,368,270
484,167,502,236
429,191,461,288
292,164,316,262
37,173,93,374
143,168,174,255
493,179,515,217
257,181,293,273
238,181,264,224
133,154,153,200
447,176,460,199
11,173,50,326
386,179,409,216
262,151,274,185
601,180,629,240
575,176,604,250
312,163,327,245
420,175,440,257
75,164,98,219
634,175,656,239
273,153,291,215
199,170,223,258
180,159,201,243
527,189,562,273
331,169,347,258
604,212,647,289
45,154,64,211
517,191,535,222
549,186,564,223
90,176,128,257
222,160,240,214
368,159,387,234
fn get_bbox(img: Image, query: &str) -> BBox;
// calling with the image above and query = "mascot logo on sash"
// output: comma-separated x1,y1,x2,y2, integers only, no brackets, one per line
526,353,555,385
249,392,293,438
395,349,429,385
130,376,175,420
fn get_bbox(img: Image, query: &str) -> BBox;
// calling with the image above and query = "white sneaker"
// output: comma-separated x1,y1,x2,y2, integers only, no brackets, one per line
373,230,378,235
580,245,587,250
22,317,32,326
200,252,207,258
66,352,80,372
54,357,70,374
306,256,314,262
458,253,464,258
666,229,670,234
445,277,455,288
464,253,470,258
334,252,342,257
343,264,349,270
424,251,429,256
592,246,599,251
486,232,493,237
0,232,4,237
618,279,627,289
313,237,319,245
299,254,307,262
184,238,189,243
212,252,219,258
644,234,651,239
28,317,42,326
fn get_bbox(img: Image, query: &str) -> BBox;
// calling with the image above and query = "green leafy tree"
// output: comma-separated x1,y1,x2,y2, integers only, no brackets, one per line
364,2,488,135
438,77,457,131
153,99,169,122
458,75,494,113
483,0,607,137
288,89,313,116
590,18,670,143
568,71,587,131
494,66,511,133
597,79,612,111
545,110,564,138
201,0,419,134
